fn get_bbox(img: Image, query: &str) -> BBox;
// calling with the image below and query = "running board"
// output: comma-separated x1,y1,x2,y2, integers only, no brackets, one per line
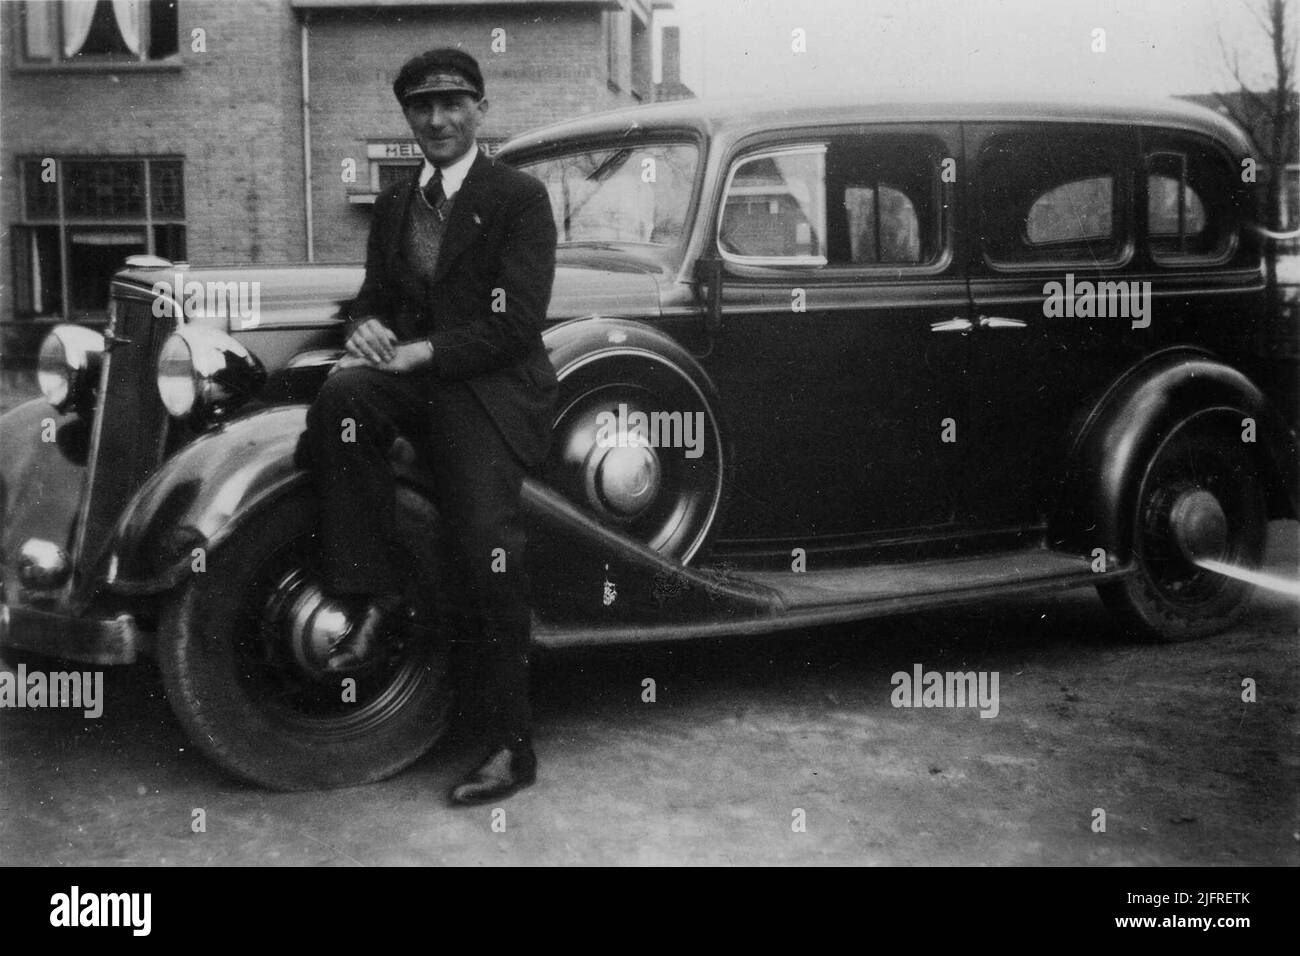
534,547,1126,647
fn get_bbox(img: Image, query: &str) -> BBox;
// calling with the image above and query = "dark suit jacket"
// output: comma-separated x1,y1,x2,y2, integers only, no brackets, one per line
346,149,559,468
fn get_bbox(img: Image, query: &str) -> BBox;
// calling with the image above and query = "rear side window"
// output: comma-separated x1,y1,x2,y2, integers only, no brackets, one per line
1145,146,1234,264
978,126,1131,267
1026,177,1114,244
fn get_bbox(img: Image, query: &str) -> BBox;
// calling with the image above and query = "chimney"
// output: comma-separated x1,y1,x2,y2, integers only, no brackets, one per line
662,26,681,85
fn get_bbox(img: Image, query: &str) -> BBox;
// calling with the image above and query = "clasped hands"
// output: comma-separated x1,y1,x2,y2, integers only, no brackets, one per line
333,317,433,374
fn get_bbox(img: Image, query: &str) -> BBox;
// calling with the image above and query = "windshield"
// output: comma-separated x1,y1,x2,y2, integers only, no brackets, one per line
518,142,699,246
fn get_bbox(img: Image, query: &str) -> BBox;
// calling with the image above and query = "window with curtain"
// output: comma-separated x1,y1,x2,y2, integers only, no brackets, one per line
1145,147,1234,264
21,0,179,63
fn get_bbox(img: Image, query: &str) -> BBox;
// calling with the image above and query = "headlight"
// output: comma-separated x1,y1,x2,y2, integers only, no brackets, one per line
157,333,198,416
37,325,104,414
157,326,266,421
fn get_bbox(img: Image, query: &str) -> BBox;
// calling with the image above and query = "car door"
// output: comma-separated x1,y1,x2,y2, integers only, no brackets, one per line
962,121,1145,531
700,125,971,546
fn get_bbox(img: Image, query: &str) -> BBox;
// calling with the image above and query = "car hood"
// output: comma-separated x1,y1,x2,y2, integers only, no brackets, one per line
546,259,665,322
110,255,666,329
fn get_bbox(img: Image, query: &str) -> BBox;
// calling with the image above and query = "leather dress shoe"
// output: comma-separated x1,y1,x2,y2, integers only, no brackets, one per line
449,737,537,806
325,593,402,673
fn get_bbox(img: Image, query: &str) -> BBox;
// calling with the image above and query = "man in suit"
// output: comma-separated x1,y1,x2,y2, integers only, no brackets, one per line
302,48,558,805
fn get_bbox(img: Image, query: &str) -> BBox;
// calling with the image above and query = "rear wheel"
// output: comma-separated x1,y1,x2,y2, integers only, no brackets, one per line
1098,417,1266,642
158,489,452,790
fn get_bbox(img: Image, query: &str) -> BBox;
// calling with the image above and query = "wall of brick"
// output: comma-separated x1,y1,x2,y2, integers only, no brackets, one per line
306,4,635,263
0,0,649,346
1,0,306,345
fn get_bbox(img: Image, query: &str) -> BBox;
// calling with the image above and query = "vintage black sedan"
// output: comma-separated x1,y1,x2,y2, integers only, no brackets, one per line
3,94,1295,789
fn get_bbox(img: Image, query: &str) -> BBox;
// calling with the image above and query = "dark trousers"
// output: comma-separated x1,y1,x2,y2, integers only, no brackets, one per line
303,365,532,743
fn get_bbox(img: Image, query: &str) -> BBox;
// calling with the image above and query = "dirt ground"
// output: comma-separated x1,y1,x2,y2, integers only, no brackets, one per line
2,522,1296,866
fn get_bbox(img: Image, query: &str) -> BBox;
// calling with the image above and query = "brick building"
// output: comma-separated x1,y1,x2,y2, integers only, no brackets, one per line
1,0,660,355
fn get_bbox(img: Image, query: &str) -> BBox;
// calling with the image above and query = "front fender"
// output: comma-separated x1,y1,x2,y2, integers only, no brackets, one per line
0,399,90,614
108,315,711,596
104,326,757,625
544,313,720,400
539,313,731,567
1052,348,1298,560
104,405,309,594
0,398,88,572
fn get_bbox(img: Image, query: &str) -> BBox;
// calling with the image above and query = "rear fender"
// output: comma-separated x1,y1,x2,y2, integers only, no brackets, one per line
1051,348,1298,561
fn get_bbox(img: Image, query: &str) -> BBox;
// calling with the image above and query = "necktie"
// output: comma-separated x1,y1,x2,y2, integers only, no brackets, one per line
422,166,446,218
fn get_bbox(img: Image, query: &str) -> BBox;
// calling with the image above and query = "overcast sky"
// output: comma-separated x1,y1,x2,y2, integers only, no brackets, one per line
657,0,1286,100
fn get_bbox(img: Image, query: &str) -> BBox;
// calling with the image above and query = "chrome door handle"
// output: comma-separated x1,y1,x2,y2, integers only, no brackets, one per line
930,317,973,333
978,315,1028,329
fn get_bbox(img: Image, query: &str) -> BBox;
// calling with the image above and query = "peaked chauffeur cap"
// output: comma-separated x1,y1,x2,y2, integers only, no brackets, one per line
394,48,485,103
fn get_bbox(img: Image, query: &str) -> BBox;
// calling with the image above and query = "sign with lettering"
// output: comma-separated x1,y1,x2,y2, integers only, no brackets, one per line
366,142,423,160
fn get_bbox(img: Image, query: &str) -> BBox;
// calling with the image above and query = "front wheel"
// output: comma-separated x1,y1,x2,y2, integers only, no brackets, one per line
1098,416,1267,642
158,489,453,790
544,352,726,563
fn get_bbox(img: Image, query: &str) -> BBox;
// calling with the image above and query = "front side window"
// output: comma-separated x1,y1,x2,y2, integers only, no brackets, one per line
719,133,948,269
721,147,827,263
518,142,699,246
13,157,185,319
21,0,179,64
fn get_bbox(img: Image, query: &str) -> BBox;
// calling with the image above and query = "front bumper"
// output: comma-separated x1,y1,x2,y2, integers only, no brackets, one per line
0,602,145,665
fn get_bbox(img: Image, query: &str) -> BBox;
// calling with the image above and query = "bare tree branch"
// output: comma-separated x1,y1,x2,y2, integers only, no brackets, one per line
1245,0,1275,38
1217,0,1297,235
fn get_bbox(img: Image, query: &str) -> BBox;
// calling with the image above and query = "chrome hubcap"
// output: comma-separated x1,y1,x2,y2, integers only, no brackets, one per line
546,360,724,563
264,567,356,679
589,440,662,519
1168,488,1228,564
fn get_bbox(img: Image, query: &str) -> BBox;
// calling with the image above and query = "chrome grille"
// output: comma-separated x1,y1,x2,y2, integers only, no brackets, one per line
73,291,173,590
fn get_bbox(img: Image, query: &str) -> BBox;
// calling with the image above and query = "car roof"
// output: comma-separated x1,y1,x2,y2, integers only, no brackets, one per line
110,94,1253,292
499,91,1255,157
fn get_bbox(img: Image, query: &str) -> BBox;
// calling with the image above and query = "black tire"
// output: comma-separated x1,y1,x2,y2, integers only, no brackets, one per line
1098,416,1267,642
157,489,453,790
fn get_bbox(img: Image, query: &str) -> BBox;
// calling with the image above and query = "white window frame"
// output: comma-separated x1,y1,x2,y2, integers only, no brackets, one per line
717,144,829,268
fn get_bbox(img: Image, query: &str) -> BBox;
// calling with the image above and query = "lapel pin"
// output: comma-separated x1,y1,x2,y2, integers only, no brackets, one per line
472,213,482,226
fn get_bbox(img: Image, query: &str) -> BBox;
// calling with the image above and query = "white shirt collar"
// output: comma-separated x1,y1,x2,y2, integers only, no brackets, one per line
418,144,478,200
